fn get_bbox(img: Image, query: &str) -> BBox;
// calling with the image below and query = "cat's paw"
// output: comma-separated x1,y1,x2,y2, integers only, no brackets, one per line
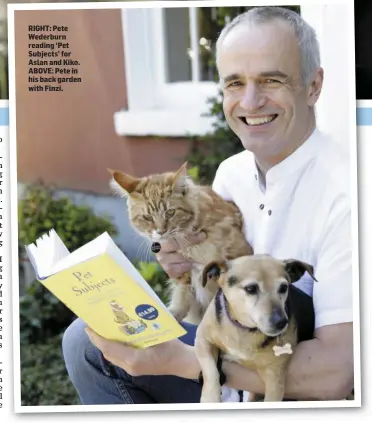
176,272,191,285
168,307,187,322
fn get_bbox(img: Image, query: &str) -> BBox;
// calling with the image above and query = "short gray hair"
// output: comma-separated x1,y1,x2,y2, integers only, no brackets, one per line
216,6,320,85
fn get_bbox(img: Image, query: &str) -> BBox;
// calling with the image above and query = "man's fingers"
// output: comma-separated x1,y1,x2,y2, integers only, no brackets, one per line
85,328,132,357
158,237,182,253
158,231,207,253
165,262,192,279
156,251,186,264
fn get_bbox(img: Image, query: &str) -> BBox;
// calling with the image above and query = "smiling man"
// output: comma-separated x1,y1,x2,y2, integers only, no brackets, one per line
62,7,354,404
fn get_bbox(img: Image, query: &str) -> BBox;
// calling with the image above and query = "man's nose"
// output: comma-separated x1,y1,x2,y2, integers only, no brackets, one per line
239,82,265,111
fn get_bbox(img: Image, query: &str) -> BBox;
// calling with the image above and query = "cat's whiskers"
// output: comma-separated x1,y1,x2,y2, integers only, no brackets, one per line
136,237,152,263
145,238,153,263
135,238,147,262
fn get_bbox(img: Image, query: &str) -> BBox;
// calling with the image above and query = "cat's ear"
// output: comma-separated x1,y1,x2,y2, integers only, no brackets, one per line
172,161,188,194
108,168,141,197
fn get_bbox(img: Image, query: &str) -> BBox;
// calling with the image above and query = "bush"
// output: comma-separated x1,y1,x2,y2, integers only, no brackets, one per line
18,182,117,251
21,333,80,406
136,261,170,305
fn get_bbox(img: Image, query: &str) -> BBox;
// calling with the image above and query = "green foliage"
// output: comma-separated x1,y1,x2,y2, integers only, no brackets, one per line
185,6,301,184
136,261,170,305
0,16,8,100
20,280,76,344
21,333,80,406
18,183,117,250
187,165,200,182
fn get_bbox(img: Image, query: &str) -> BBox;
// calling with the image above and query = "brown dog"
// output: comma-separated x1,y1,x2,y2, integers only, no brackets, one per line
194,254,317,403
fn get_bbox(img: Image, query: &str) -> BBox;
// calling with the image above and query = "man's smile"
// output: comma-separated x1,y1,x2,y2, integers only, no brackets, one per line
239,114,278,126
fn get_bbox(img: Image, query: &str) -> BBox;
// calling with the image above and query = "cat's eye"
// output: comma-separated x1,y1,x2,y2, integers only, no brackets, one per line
143,214,153,222
165,209,176,218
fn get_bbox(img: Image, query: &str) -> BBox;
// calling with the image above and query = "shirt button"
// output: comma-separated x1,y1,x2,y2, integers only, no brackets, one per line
259,204,264,210
268,210,272,216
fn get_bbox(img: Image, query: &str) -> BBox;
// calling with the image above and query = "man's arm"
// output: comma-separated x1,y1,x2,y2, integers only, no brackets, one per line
222,322,354,400
86,321,353,401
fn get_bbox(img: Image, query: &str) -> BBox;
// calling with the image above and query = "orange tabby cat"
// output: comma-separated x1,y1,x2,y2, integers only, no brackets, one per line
108,162,253,324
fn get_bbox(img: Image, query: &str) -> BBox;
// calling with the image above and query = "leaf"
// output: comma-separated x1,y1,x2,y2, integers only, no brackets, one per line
187,166,199,182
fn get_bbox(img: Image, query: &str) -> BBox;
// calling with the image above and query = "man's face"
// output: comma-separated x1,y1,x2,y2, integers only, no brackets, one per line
218,19,322,163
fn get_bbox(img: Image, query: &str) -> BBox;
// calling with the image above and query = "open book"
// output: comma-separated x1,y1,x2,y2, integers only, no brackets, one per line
25,230,186,348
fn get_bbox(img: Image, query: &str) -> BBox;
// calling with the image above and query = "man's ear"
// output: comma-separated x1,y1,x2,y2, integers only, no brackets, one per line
108,168,141,197
202,261,228,287
307,67,324,107
283,259,317,283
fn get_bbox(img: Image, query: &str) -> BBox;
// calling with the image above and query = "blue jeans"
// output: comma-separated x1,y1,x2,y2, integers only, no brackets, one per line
62,318,202,404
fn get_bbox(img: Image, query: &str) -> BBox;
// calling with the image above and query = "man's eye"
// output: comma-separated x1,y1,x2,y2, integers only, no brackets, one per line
227,81,243,88
264,79,281,84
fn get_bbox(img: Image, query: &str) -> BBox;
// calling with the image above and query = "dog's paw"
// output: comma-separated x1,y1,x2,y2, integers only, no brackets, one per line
200,386,222,403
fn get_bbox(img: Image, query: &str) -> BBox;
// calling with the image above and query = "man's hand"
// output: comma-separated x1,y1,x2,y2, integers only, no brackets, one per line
85,328,201,379
156,232,206,279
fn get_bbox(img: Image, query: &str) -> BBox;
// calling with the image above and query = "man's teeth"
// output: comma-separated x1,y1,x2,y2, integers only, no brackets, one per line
245,115,276,126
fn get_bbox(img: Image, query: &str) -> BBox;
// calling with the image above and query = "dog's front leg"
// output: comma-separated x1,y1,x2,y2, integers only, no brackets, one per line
258,367,286,402
195,330,222,403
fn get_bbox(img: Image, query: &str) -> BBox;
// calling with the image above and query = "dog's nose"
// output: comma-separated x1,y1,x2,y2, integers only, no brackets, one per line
270,309,288,330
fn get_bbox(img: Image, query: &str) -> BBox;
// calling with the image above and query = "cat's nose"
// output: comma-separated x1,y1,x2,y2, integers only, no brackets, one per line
157,229,167,235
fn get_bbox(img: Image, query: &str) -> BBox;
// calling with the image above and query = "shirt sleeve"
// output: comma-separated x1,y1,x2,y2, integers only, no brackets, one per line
313,194,354,329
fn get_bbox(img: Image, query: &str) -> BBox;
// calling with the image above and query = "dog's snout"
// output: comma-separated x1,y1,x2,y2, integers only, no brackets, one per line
270,308,288,331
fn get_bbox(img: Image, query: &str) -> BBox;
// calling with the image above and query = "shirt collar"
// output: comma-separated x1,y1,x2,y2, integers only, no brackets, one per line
252,128,322,187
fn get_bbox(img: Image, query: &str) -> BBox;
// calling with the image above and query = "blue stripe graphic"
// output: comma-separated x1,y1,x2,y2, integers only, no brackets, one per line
0,107,9,126
1,107,372,126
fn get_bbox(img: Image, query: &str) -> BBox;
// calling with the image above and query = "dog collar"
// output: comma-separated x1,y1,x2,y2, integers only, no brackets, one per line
216,288,259,332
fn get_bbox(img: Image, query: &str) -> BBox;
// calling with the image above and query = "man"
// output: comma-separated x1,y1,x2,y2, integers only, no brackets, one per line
62,6,354,404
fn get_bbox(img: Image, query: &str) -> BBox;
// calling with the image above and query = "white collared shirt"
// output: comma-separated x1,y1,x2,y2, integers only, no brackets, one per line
212,128,353,329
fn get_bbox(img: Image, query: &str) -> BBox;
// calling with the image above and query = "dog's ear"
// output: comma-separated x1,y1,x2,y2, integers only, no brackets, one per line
202,261,228,287
283,259,317,283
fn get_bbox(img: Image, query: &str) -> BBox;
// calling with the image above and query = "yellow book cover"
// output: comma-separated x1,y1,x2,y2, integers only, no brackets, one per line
25,230,187,348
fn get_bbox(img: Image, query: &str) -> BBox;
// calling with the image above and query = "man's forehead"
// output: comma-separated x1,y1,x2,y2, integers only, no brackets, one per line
217,20,300,78
220,18,296,49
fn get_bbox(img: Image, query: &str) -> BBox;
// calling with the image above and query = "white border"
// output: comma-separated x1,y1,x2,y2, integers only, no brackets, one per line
357,100,372,108
7,0,361,416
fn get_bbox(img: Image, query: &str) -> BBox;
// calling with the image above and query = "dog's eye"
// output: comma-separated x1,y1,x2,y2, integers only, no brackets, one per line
244,284,259,295
165,208,175,218
278,283,288,294
143,214,153,222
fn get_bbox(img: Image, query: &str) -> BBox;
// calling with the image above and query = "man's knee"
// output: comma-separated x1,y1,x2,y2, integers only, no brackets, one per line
62,318,89,377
